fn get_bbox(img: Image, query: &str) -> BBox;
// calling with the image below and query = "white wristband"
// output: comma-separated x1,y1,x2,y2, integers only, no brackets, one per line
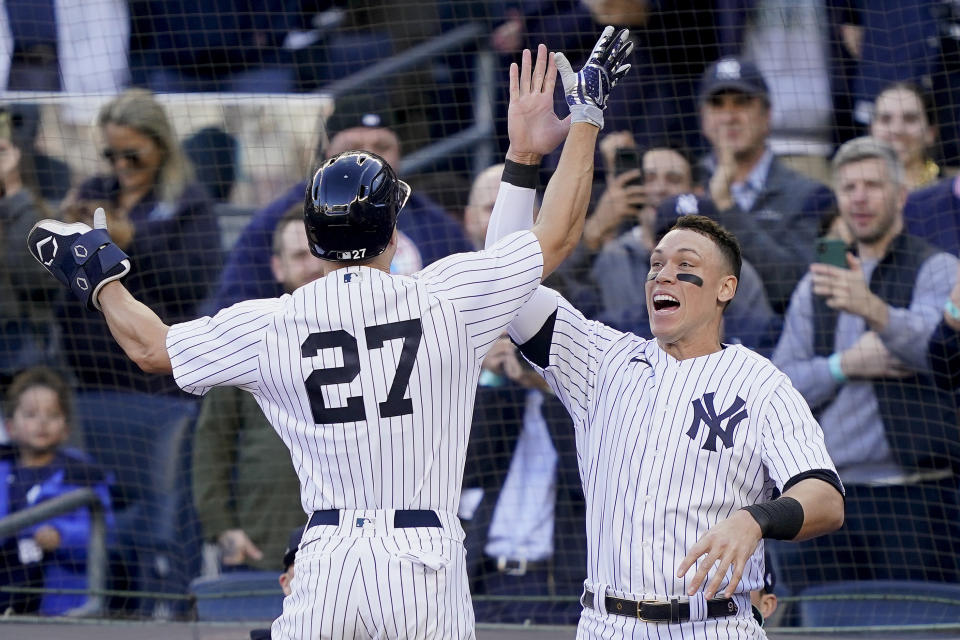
569,104,603,129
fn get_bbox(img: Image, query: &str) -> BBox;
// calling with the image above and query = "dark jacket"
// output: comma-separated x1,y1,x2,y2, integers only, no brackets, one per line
904,175,960,256
812,234,960,473
57,177,221,394
0,189,60,378
662,157,834,314
207,180,472,313
0,446,115,615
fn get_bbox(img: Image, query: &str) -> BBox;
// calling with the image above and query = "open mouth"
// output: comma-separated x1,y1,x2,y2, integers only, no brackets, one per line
653,294,680,312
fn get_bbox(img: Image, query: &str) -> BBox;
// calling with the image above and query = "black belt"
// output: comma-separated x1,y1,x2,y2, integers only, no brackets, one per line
308,509,442,529
583,589,738,623
482,555,551,577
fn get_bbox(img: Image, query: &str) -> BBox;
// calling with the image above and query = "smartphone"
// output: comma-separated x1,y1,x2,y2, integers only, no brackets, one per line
815,237,849,269
613,146,644,187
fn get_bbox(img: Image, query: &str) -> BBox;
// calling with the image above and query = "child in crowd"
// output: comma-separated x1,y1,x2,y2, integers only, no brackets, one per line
0,367,114,615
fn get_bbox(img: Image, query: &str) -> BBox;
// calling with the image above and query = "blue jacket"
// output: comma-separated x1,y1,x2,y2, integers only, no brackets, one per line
0,446,116,615
207,180,472,313
904,175,960,256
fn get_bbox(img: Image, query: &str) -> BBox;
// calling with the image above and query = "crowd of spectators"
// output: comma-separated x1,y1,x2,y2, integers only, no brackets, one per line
0,0,959,626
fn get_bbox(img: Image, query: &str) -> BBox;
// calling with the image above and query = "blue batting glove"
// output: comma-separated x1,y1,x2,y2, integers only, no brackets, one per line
555,26,634,129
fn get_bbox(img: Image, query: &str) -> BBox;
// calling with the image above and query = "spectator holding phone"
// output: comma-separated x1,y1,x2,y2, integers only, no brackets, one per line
587,139,775,350
772,136,960,590
582,132,651,252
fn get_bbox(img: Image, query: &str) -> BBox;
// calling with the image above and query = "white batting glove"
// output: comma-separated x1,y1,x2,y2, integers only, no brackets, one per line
555,26,634,129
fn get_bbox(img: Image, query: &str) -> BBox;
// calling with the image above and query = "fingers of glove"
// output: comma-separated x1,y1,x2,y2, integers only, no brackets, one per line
599,28,629,64
611,63,632,87
610,38,634,72
590,26,615,59
93,207,107,230
554,52,575,90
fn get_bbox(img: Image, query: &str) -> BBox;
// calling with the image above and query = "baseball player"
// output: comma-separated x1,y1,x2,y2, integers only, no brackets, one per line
482,153,845,636
24,32,633,639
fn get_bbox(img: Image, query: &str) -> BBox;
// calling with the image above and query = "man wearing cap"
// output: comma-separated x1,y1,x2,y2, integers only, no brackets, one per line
661,57,834,316
207,100,472,312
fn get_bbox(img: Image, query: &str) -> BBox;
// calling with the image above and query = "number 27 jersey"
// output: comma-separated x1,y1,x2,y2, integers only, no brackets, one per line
166,231,543,519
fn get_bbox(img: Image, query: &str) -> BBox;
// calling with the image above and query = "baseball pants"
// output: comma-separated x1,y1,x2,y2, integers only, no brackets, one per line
271,509,474,640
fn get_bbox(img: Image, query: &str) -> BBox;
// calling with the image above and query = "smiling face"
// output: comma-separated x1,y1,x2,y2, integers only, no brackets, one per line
835,156,905,248
8,385,69,463
102,122,165,196
646,228,737,352
870,87,935,170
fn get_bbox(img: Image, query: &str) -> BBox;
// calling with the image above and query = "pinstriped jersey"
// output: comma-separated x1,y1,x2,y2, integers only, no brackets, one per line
166,230,543,519
511,288,839,599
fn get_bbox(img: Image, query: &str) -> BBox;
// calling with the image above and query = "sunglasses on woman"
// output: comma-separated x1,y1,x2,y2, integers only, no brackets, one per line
101,147,144,168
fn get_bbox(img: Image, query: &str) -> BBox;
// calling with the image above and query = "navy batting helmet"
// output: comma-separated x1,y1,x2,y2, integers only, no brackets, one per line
304,150,410,262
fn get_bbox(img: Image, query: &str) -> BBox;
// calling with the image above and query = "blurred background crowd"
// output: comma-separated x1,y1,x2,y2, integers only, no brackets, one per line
1,0,960,629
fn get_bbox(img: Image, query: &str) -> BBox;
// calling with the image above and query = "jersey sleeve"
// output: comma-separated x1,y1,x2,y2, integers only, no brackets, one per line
760,375,842,493
512,287,625,426
165,297,282,396
415,230,543,354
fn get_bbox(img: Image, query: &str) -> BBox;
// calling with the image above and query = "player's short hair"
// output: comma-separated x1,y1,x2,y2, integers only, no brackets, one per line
669,214,742,281
5,366,73,425
273,205,307,256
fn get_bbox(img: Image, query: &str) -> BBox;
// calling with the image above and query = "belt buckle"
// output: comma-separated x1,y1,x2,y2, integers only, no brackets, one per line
496,557,527,576
636,599,658,622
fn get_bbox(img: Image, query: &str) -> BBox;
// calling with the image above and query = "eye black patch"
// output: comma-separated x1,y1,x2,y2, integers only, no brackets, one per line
677,273,704,287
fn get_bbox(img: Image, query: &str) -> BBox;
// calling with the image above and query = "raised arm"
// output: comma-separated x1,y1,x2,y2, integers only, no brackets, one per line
27,208,172,374
496,28,632,278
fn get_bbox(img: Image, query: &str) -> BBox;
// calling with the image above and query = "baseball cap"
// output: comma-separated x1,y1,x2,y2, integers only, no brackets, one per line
699,57,769,104
653,193,720,241
282,527,303,571
323,94,395,140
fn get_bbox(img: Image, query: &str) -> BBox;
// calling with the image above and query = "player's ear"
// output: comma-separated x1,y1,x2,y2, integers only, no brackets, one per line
759,592,778,619
717,274,737,305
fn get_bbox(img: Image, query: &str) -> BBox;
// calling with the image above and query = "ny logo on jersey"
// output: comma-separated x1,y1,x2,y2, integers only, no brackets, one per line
685,392,748,451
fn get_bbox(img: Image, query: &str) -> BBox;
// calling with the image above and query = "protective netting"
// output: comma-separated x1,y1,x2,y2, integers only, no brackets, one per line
0,1,959,631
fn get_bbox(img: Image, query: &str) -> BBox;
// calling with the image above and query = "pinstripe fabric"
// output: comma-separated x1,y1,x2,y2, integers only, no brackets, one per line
513,289,838,640
166,230,543,639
